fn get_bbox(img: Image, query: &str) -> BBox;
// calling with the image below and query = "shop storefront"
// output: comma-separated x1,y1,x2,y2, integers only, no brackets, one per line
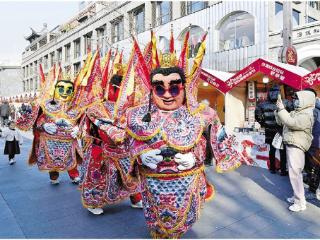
199,58,319,169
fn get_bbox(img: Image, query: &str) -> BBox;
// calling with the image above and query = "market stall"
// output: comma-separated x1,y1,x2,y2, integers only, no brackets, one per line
198,68,232,123
223,58,312,169
199,58,320,169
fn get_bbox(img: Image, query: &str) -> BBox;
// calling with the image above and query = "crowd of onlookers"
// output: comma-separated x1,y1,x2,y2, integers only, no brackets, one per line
256,86,320,212
0,101,32,127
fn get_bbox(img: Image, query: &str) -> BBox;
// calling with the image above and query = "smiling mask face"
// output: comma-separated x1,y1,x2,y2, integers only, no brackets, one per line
54,80,74,102
151,73,185,111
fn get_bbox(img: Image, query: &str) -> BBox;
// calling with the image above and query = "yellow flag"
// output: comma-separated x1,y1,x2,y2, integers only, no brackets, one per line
81,51,97,86
75,52,93,87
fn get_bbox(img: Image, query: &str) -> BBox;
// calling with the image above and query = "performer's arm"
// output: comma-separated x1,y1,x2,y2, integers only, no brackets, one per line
209,109,246,172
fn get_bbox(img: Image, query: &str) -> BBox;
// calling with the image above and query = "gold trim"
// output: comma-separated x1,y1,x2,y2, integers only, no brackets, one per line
140,165,205,178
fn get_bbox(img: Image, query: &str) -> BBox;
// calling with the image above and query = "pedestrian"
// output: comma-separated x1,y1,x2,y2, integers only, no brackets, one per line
255,85,288,175
10,104,16,121
1,121,23,165
275,90,316,212
0,101,10,127
304,90,320,199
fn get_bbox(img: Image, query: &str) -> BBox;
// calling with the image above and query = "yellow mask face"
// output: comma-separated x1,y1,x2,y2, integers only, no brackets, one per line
54,81,74,102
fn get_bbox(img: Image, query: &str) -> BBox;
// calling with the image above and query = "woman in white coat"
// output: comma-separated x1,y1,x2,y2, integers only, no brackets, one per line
1,121,23,165
275,90,316,212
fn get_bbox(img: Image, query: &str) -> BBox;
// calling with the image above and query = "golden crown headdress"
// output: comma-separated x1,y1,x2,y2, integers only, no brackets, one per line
148,24,208,79
158,52,177,68
56,68,74,83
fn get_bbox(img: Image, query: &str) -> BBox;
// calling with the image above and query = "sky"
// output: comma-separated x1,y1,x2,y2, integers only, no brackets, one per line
0,1,81,65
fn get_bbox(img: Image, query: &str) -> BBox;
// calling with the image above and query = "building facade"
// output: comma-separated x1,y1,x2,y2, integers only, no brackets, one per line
0,66,22,101
21,1,320,95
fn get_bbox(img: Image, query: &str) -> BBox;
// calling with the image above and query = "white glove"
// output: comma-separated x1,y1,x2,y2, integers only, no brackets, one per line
71,126,79,139
94,118,114,127
94,119,102,127
174,152,196,171
43,123,57,135
140,149,163,170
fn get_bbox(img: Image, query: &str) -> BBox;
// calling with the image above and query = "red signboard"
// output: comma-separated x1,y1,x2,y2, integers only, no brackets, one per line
200,58,320,93
286,47,298,66
223,58,304,92
302,68,320,88
199,69,229,93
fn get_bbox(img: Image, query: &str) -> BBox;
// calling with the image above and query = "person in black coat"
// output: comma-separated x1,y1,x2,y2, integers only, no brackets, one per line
255,85,290,175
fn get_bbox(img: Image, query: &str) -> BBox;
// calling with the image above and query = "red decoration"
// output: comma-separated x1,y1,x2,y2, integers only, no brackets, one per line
286,47,298,66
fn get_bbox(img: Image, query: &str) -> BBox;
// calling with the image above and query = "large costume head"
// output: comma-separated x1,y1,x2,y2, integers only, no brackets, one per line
268,85,281,103
54,80,74,102
150,65,186,111
127,27,208,122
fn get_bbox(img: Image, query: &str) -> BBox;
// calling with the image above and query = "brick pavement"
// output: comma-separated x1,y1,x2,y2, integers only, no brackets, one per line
0,134,320,238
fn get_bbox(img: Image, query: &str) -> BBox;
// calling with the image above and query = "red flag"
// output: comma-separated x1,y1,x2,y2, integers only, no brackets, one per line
201,31,208,42
170,29,174,53
114,45,135,119
72,51,102,109
143,41,153,70
133,37,151,90
39,64,45,84
178,30,190,70
101,49,111,89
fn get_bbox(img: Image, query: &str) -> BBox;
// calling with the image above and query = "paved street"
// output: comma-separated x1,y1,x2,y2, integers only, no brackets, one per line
1,132,320,238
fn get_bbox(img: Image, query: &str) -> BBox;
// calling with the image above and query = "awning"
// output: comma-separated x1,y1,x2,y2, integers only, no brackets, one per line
199,68,232,93
200,58,320,93
224,58,312,91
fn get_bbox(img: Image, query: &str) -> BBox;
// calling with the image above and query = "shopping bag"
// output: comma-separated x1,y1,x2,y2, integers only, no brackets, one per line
272,132,283,149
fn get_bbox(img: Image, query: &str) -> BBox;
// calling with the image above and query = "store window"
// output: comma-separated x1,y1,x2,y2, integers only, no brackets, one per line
96,26,105,48
155,1,172,26
292,9,300,26
30,78,33,91
187,1,207,14
275,2,300,31
84,33,92,54
219,11,255,51
178,25,205,58
74,39,81,59
158,36,170,53
57,48,62,64
65,44,71,63
132,6,145,34
74,62,81,75
111,17,124,43
34,77,37,90
307,16,318,23
34,61,38,75
44,55,48,69
50,52,55,67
